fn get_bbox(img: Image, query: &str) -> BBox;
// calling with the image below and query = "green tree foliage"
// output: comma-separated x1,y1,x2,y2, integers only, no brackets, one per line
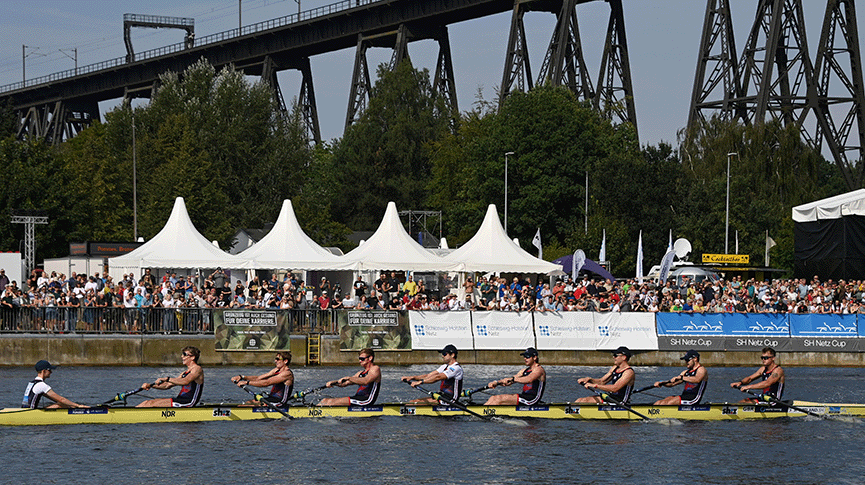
330,61,451,230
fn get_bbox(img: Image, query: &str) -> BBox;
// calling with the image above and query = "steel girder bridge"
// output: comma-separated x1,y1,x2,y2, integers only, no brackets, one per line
0,0,862,188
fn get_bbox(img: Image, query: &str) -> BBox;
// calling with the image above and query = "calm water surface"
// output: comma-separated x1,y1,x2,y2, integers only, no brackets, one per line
2,361,863,484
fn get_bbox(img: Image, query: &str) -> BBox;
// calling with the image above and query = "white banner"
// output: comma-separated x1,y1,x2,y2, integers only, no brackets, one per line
535,312,595,350
408,311,473,350
472,311,535,350
594,312,659,350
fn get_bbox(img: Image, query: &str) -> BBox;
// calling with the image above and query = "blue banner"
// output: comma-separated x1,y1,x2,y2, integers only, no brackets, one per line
656,313,789,337
656,313,723,336
790,314,858,337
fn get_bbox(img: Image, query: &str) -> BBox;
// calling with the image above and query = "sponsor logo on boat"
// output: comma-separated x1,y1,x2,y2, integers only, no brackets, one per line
742,406,755,412
348,406,383,412
721,406,738,415
308,408,323,416
648,408,661,415
483,408,496,415
212,408,231,417
161,410,176,418
68,408,108,415
598,405,627,412
515,405,549,412
565,406,580,415
679,405,711,411
432,406,462,412
400,407,416,415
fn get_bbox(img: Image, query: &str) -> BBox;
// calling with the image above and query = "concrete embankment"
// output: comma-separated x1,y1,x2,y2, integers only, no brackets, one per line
2,335,864,367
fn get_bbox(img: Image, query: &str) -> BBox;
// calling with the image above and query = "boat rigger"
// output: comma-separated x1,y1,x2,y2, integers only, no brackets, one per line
1,401,862,426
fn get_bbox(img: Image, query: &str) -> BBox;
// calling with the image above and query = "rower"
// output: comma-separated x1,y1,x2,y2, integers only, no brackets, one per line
22,360,88,409
232,351,294,407
136,346,204,408
653,349,708,405
483,347,546,406
319,348,381,406
574,346,635,404
401,344,463,405
730,346,785,405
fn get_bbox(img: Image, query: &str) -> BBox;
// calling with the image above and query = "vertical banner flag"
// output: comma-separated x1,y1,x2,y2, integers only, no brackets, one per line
765,230,777,266
636,230,644,284
532,228,543,259
599,229,606,262
658,250,676,284
667,229,672,252
573,249,586,281
735,230,739,254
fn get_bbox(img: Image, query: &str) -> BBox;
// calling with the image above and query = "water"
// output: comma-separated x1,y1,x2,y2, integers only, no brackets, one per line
2,362,864,484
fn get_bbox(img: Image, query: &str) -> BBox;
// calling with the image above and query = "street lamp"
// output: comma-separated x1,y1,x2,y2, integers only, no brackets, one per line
725,152,738,254
504,151,514,234
133,111,138,241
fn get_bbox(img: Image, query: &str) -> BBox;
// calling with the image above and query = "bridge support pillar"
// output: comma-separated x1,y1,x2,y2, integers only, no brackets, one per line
537,0,594,102
594,0,638,137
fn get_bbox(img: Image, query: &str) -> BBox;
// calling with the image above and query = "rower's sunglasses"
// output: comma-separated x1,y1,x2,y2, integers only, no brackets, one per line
182,352,194,357
359,356,369,361
761,356,772,360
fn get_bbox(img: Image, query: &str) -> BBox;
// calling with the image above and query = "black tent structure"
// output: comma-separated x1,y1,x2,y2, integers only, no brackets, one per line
793,189,865,280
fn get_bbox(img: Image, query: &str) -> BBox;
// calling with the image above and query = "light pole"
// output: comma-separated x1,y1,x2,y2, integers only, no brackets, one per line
725,152,738,254
504,151,514,234
133,111,138,241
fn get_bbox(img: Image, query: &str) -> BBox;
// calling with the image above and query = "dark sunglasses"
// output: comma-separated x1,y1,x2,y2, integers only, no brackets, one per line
182,352,194,357
358,356,369,361
761,356,772,360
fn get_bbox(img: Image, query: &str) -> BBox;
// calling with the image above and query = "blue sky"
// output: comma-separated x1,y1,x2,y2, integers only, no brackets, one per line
0,0,859,151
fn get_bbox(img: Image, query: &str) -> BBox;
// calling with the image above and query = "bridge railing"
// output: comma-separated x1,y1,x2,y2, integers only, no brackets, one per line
0,0,380,95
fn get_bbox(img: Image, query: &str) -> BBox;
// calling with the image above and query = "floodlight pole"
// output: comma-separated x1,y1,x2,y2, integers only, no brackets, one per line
726,152,737,254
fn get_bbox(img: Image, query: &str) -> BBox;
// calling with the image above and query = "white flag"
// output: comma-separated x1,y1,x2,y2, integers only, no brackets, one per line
599,229,606,262
667,229,672,253
573,249,586,281
636,230,644,284
735,230,739,254
532,228,543,259
765,231,777,266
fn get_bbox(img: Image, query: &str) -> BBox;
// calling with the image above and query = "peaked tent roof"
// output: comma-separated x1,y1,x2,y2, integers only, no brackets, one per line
444,204,562,274
238,200,356,270
343,201,459,272
111,197,248,270
792,189,865,222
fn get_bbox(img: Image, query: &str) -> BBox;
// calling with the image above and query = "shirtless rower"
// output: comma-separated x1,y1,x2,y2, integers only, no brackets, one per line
232,351,294,407
653,349,708,405
137,346,204,408
483,347,546,406
730,346,785,404
319,348,381,406
574,346,635,404
401,344,463,404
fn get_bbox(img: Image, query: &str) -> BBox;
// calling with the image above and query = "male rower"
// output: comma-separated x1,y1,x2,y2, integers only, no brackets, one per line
232,351,294,407
574,346,635,404
401,344,463,404
319,348,381,406
22,360,89,409
137,346,204,408
652,349,708,405
483,347,546,406
730,346,785,404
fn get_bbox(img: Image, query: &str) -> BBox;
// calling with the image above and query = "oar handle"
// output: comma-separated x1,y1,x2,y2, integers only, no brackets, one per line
459,386,490,398
291,385,328,400
633,381,671,394
236,383,292,419
589,388,650,420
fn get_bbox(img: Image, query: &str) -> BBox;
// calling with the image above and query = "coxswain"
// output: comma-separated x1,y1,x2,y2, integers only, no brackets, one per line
22,360,88,409
730,346,785,404
136,346,204,408
574,346,635,403
232,351,294,407
483,347,546,406
319,348,381,406
653,349,708,405
401,344,463,404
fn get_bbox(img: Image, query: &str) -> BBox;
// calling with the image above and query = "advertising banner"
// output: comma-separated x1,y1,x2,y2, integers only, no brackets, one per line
534,312,595,350
472,311,534,350
656,313,724,336
723,336,792,352
790,314,857,337
407,311,473,350
337,310,411,351
214,310,289,351
788,337,861,352
594,312,658,350
720,313,790,337
656,335,726,351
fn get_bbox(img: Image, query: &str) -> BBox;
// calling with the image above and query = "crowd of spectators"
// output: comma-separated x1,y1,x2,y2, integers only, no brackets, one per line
2,266,863,331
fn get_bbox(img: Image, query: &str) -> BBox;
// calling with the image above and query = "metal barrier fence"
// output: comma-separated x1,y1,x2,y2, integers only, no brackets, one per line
0,307,337,335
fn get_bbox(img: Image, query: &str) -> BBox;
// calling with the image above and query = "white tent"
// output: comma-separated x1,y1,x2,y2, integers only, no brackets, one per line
444,204,562,274
111,197,248,271
238,199,356,270
343,201,459,272
792,189,865,222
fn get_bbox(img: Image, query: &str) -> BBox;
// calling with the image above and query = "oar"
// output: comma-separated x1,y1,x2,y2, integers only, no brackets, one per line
291,385,328,401
235,382,293,420
588,387,650,420
458,385,491,398
736,386,827,419
632,381,671,394
101,382,158,406
410,383,493,421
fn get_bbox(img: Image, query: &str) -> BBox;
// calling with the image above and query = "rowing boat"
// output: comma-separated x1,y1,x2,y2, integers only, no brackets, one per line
2,401,863,425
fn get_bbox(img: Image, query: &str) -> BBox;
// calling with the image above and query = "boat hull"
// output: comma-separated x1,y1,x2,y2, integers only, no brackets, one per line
2,402,862,425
